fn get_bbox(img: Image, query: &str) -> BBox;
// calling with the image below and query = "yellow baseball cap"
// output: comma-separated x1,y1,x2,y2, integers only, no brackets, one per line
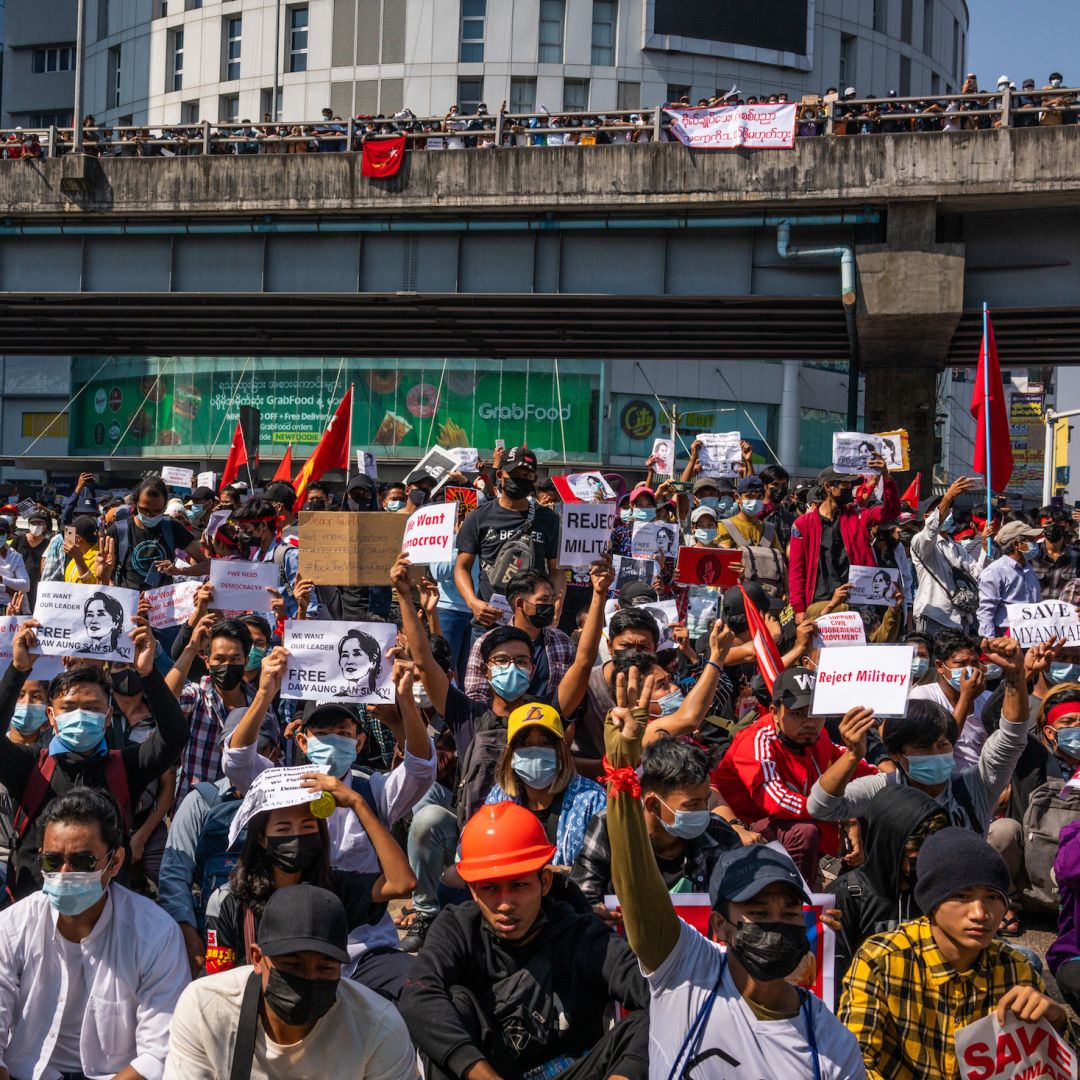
507,702,564,744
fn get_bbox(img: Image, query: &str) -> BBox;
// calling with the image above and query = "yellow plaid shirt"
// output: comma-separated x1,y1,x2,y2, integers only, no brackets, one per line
839,916,1075,1080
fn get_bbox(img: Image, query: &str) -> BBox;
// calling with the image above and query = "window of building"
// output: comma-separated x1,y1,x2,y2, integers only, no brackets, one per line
219,93,239,122
922,0,933,54
564,78,589,112
538,0,565,64
32,47,76,74
666,83,690,103
288,6,308,73
952,18,959,77
460,0,485,63
931,73,940,95
28,110,71,128
158,0,168,17
260,86,283,120
185,0,202,9
839,34,856,90
225,16,242,81
873,0,887,33
457,76,483,114
108,46,122,108
900,0,912,44
591,0,615,66
181,100,200,124
899,55,911,96
510,77,536,114
21,412,68,438
169,28,184,92
616,80,639,109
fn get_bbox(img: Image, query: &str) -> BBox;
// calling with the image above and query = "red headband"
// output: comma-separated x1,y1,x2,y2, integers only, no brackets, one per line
1046,700,1080,727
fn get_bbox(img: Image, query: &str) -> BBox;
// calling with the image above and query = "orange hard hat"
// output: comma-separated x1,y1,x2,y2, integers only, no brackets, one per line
456,802,556,883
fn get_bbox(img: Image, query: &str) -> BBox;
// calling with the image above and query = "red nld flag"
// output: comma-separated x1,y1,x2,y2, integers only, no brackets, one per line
970,310,1014,492
220,420,248,491
272,445,293,482
741,585,784,693
293,387,353,509
900,473,921,508
361,135,407,178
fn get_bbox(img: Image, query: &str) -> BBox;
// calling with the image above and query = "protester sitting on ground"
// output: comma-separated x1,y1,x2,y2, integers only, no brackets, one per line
840,827,1077,1077
165,884,416,1079
398,800,651,1080
602,667,866,1078
0,788,189,1080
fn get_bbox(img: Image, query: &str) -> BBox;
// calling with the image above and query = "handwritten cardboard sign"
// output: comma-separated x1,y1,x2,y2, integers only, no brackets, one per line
812,611,867,649
298,511,407,586
811,644,914,717
1007,600,1080,648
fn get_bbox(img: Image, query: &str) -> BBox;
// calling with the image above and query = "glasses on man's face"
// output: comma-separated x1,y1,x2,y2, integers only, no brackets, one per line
488,655,533,670
38,849,113,874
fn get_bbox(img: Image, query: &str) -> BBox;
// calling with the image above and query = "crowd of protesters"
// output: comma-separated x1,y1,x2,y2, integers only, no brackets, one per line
0,430,1079,1079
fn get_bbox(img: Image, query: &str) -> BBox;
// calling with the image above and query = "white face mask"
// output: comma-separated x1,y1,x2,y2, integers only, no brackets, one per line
29,524,46,537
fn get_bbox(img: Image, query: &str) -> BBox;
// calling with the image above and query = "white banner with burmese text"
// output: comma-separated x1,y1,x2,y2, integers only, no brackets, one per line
663,103,797,150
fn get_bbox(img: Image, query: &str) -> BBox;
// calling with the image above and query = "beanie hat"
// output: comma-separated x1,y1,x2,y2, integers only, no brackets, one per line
914,827,1011,914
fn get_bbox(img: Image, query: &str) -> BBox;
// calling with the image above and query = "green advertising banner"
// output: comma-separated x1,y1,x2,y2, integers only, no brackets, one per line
69,358,601,461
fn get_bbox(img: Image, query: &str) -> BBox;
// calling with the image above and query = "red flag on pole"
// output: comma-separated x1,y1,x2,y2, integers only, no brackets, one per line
293,387,353,509
970,312,1014,492
361,136,407,178
740,585,784,693
272,445,293,482
220,420,248,492
900,473,921,508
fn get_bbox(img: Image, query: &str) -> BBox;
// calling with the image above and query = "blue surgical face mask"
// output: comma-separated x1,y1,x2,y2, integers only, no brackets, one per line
740,497,764,517
983,663,1003,682
1022,542,1041,564
904,751,955,785
11,702,48,734
655,797,712,840
511,746,559,789
698,497,719,510
632,507,657,522
1055,727,1080,757
138,513,164,528
186,505,204,521
694,528,717,544
385,499,406,512
619,508,632,523
55,708,107,753
655,689,684,717
305,733,358,778
42,868,108,916
489,664,531,701
1049,662,1080,686
945,665,976,691
910,657,929,680
940,513,954,533
246,645,267,672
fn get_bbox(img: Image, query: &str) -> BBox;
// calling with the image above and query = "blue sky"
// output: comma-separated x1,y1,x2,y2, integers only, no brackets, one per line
967,1,1080,85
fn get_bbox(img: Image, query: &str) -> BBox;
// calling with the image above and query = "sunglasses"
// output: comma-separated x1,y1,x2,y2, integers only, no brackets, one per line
38,849,112,874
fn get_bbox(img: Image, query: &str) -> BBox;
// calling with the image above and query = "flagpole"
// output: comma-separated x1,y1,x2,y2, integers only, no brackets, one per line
982,301,993,558
344,383,354,486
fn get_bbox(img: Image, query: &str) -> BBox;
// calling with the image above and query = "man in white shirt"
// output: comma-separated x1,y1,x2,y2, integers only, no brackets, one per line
0,787,189,1080
164,883,415,1080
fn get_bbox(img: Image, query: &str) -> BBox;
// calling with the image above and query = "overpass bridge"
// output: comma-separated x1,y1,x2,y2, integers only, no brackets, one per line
2,125,1080,478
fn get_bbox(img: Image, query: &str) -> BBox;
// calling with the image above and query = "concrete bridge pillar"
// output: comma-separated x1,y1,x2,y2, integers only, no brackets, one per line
856,202,966,491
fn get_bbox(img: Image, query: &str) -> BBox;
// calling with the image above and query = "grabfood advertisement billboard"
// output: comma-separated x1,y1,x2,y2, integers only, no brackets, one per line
69,358,601,460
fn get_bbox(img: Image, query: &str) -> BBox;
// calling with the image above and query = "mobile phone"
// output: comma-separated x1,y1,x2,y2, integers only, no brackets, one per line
669,480,692,493
63,525,76,544
495,439,505,451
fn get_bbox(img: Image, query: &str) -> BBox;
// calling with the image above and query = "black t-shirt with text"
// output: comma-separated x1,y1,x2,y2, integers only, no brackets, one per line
456,498,560,600
107,516,195,590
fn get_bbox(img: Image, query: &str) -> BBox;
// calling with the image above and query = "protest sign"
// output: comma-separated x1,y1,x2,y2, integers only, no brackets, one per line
446,486,478,518
0,617,62,681
676,546,741,588
651,438,674,478
812,611,867,649
663,103,797,149
641,599,679,650
631,521,679,561
356,450,378,480
405,447,457,490
1007,600,1080,648
402,502,457,564
696,432,742,476
955,1013,1077,1080
298,511,406,586
205,509,232,543
282,621,397,705
32,582,139,663
832,432,885,474
875,429,910,472
552,472,616,504
228,764,331,847
161,466,193,490
489,593,513,624
447,447,479,472
605,893,712,936
143,581,202,630
811,644,914,717
558,503,616,568
610,555,660,595
848,565,902,607
15,498,37,519
196,471,217,491
209,559,279,611
792,894,839,1012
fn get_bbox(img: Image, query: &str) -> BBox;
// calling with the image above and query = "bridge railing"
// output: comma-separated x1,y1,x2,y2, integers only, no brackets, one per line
0,88,1077,159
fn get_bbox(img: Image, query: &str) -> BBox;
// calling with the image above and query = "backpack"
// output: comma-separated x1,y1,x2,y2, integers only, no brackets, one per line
1022,777,1080,910
192,782,245,931
455,715,509,828
480,502,539,595
113,514,177,587
721,518,787,598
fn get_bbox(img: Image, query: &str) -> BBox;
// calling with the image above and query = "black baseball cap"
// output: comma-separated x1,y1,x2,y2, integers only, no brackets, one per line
816,467,853,485
736,476,764,494
257,884,350,962
265,481,297,508
503,446,538,471
302,702,364,730
720,581,783,615
619,580,658,605
709,845,811,908
770,667,816,710
191,486,217,502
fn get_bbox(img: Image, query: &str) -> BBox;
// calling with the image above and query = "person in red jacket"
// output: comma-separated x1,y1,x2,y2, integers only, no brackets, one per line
789,456,899,621
711,667,877,884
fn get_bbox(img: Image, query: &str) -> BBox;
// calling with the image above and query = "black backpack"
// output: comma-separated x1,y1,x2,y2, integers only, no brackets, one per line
480,502,539,595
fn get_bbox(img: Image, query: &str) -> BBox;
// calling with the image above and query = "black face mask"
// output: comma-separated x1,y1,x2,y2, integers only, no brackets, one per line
1045,525,1066,544
501,475,535,500
730,920,810,981
833,488,854,507
111,668,143,696
208,663,246,692
307,498,328,511
347,495,373,511
264,966,338,1026
526,603,556,629
408,489,429,507
770,486,789,502
265,832,325,874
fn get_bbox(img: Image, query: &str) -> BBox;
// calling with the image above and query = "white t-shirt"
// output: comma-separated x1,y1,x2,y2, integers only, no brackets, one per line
908,682,991,771
645,921,866,1079
163,965,416,1080
49,934,90,1072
